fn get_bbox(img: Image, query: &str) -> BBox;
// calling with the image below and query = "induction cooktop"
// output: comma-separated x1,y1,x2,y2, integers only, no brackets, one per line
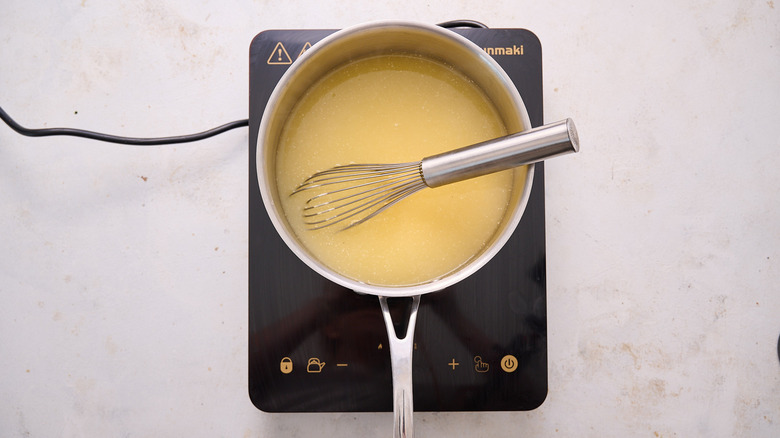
248,25,547,413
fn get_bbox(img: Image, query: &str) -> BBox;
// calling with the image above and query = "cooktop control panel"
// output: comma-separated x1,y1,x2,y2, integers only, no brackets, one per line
248,27,547,412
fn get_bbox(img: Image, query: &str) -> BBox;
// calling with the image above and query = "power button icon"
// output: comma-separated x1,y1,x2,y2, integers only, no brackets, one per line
500,355,518,373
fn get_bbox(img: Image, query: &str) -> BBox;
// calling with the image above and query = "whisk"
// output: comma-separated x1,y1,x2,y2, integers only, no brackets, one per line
291,118,579,230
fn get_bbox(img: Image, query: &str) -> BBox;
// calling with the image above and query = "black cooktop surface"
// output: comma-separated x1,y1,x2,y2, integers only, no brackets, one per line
248,26,547,413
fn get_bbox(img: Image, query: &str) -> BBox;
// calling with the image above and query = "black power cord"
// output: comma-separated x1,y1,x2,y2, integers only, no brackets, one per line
0,105,248,146
437,19,489,29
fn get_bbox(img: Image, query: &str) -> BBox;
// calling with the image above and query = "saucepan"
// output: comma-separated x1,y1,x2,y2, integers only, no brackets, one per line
257,20,538,437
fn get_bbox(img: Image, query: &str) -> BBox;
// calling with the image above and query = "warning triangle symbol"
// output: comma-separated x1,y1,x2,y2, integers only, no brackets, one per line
267,42,292,65
298,42,312,58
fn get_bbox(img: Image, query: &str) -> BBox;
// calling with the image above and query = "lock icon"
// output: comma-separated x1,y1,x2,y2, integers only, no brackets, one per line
280,357,293,374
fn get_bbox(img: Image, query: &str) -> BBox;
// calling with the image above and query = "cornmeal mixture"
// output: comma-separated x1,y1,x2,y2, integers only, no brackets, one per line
276,54,525,286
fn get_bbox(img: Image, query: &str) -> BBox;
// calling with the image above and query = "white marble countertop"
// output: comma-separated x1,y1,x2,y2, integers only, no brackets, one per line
1,1,778,436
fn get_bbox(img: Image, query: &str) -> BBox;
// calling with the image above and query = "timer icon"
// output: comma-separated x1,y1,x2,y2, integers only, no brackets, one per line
500,354,518,373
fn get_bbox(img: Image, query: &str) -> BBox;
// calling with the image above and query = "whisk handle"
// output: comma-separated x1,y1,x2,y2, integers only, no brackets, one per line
420,118,579,188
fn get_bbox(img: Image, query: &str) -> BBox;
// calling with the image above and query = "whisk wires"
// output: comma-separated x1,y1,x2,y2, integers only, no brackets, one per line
291,162,427,230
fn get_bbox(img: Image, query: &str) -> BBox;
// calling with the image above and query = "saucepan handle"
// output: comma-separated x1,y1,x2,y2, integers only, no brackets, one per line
379,295,421,438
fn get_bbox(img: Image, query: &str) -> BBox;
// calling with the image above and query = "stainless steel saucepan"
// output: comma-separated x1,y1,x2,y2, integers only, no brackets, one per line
256,21,535,438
